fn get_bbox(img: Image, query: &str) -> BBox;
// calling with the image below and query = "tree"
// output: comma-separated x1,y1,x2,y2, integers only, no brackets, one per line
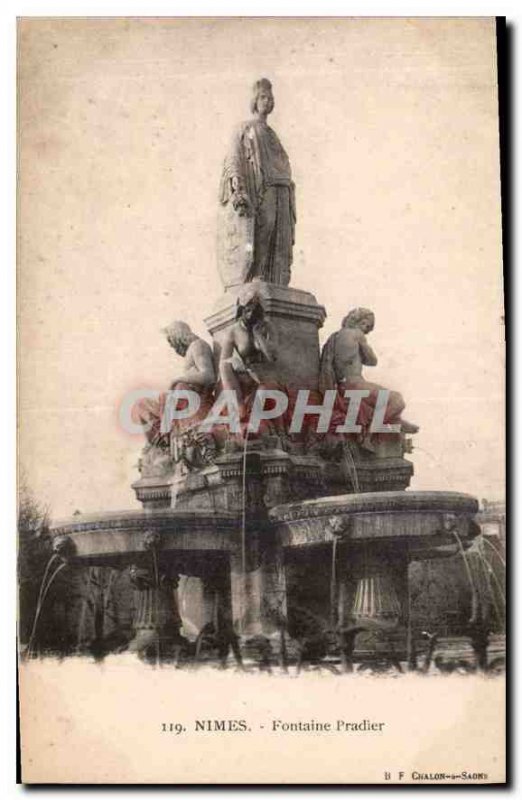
17,481,52,647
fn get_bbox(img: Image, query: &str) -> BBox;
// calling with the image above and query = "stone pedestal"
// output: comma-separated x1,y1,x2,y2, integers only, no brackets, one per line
204,280,326,391
132,439,414,511
230,547,287,636
230,546,288,667
166,443,326,514
223,447,288,662
127,566,184,657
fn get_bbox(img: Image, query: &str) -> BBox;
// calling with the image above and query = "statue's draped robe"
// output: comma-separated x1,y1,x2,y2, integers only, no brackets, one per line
137,381,214,447
219,119,296,286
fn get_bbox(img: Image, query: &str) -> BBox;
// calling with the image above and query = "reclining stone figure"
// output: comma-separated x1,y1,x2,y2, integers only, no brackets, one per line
319,307,419,447
137,320,216,449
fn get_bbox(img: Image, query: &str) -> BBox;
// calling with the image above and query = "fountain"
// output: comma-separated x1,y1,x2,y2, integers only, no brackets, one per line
46,78,481,670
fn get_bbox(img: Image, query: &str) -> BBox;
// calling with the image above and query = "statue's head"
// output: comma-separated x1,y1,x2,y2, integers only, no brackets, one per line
236,284,265,327
162,320,195,355
342,308,375,333
251,78,274,116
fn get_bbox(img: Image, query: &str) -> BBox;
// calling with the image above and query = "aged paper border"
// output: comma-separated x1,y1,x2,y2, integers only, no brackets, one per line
9,1,512,792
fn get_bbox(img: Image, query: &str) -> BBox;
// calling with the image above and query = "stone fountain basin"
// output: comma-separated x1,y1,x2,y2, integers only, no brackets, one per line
269,490,480,559
50,508,239,563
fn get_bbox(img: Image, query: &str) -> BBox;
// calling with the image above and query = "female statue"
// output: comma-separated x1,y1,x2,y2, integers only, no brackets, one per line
217,78,296,288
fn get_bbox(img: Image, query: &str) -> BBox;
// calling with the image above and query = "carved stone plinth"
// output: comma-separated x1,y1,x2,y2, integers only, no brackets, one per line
132,437,414,510
165,443,326,514
131,475,174,510
205,280,326,391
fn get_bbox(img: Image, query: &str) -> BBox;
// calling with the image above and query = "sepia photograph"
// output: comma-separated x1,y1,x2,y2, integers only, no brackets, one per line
16,15,506,784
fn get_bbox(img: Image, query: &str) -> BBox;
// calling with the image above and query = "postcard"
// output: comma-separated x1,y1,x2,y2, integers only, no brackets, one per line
17,16,506,784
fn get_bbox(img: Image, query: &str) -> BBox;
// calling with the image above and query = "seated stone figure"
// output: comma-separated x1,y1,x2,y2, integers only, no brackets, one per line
138,321,216,448
319,307,419,445
219,285,285,437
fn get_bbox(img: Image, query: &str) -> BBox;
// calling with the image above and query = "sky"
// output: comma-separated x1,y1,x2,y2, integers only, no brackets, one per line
18,17,504,519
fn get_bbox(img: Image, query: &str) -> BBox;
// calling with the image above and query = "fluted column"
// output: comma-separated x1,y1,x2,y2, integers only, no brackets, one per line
337,543,409,665
352,571,402,628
